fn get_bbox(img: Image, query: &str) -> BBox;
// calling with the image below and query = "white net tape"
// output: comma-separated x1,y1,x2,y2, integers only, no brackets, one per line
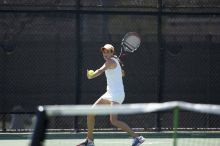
41,101,220,117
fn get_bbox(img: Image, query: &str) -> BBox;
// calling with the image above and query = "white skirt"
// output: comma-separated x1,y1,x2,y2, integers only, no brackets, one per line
101,91,125,104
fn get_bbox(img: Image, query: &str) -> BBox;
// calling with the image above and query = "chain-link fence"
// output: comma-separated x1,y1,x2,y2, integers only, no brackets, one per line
0,0,220,132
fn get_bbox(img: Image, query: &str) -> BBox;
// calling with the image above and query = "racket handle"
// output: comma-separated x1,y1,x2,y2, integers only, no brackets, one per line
118,59,124,67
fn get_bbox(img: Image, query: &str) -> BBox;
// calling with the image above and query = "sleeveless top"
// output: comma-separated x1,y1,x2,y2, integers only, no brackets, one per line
105,57,124,95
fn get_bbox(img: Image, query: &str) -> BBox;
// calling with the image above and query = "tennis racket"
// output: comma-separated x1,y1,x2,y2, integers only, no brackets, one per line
118,32,141,66
118,32,141,58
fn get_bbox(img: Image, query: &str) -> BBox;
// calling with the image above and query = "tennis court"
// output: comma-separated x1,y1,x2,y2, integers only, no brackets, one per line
0,139,171,146
21,102,219,146
1,1,220,146
1,132,220,146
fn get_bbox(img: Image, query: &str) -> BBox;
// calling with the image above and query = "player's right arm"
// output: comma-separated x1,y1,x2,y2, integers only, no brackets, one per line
87,64,107,79
87,59,115,79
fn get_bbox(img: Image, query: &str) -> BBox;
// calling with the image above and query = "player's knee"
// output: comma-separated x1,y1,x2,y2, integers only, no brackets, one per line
110,118,118,126
87,115,95,120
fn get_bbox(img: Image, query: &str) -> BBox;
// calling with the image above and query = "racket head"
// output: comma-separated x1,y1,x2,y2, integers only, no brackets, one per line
121,32,141,53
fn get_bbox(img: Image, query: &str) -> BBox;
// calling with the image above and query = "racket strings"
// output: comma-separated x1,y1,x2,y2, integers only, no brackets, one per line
123,41,137,52
123,36,140,52
118,32,141,68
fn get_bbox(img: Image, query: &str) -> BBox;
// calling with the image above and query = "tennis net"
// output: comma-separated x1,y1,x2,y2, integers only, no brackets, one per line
30,101,220,146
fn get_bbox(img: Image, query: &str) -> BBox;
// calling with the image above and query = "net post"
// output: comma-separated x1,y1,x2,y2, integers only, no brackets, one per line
30,106,47,146
173,107,180,146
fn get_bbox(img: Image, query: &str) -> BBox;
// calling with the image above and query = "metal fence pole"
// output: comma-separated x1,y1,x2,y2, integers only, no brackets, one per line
173,107,179,146
156,0,164,131
1,51,9,132
74,0,82,132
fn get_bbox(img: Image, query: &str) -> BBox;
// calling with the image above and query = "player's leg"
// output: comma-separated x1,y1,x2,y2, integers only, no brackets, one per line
87,97,110,140
109,101,145,146
77,97,110,146
109,101,138,138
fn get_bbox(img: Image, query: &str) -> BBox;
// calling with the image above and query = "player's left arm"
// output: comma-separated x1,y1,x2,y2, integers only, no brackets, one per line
87,59,116,79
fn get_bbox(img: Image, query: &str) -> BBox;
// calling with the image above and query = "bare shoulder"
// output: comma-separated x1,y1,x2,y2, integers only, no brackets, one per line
105,58,117,69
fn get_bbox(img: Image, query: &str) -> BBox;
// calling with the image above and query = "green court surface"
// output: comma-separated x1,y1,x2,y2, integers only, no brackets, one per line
0,132,219,146
0,138,171,146
1,138,220,146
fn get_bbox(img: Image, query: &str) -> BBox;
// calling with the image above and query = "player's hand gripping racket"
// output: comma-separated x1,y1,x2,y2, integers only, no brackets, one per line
118,32,141,66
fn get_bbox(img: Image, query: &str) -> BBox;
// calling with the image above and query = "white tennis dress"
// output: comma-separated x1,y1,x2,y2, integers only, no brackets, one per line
101,57,125,104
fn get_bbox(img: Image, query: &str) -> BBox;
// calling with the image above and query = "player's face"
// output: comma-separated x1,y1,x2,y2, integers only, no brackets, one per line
102,49,113,60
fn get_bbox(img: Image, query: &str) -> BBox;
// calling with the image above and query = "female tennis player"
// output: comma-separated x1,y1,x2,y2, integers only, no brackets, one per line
77,44,145,146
